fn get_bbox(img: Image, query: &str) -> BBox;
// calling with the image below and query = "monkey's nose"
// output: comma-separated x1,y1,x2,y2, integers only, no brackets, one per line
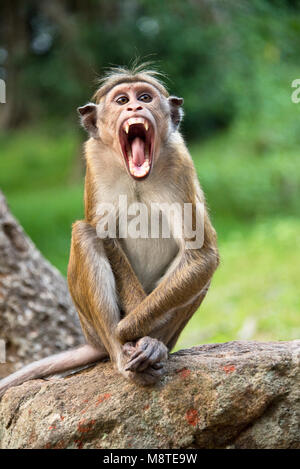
127,105,143,112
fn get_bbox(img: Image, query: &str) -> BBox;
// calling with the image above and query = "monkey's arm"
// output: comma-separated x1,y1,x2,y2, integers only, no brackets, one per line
116,211,219,344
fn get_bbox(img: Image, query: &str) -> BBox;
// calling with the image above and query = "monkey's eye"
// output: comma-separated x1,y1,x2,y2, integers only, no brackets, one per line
116,96,129,105
138,93,152,103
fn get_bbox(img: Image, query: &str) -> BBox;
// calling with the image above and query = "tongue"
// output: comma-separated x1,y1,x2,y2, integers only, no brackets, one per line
131,137,145,167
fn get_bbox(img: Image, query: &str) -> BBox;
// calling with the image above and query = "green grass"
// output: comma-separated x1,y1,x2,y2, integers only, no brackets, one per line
0,122,299,346
176,217,300,349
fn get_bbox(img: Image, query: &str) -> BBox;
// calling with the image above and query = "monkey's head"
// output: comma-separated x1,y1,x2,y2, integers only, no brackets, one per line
78,65,184,180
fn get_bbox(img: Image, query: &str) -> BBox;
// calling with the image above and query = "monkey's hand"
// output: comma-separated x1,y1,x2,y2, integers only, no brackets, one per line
123,336,168,386
124,337,168,373
116,338,168,386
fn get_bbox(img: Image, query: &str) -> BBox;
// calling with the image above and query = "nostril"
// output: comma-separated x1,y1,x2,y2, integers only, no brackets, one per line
127,107,133,111
135,106,143,111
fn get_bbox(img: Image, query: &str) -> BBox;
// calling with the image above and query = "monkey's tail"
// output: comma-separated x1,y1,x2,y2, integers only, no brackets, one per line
0,344,107,398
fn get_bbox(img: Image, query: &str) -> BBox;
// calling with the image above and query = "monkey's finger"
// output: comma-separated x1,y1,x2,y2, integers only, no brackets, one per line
125,346,156,370
129,340,157,361
124,352,148,371
126,344,151,362
128,345,163,372
134,348,164,371
125,356,145,371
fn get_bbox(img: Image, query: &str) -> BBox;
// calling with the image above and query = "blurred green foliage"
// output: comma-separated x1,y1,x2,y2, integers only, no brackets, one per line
0,0,299,345
2,0,300,138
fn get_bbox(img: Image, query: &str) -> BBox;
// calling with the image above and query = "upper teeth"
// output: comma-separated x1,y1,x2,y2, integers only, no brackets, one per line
123,117,149,133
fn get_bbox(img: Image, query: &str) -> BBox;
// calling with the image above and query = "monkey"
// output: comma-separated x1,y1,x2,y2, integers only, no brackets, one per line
0,64,219,397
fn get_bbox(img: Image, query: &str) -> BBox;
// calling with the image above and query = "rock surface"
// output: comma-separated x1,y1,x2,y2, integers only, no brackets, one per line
0,191,83,377
0,340,299,449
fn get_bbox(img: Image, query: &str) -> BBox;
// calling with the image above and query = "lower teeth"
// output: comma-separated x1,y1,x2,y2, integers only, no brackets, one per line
127,151,150,176
128,160,150,175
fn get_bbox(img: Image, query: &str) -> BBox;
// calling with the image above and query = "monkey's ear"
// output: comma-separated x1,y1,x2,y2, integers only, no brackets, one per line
77,103,99,138
168,96,184,130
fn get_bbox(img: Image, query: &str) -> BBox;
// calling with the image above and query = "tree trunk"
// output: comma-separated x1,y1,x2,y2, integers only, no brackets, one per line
0,190,83,378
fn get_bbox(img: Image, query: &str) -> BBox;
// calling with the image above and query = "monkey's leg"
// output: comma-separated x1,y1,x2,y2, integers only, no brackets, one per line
68,221,124,371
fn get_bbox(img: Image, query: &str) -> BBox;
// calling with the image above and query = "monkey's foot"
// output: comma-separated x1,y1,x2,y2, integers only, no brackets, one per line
124,336,168,373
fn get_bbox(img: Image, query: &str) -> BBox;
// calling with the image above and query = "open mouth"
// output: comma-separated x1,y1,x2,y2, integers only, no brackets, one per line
119,117,154,179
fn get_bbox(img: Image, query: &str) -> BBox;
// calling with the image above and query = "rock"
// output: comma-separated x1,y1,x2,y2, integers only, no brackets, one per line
0,191,83,377
0,340,299,449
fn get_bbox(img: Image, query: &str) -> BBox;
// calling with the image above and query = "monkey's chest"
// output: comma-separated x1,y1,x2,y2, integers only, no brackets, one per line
120,236,178,294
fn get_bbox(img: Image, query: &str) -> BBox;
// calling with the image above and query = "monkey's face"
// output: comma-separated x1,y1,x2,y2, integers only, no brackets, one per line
99,82,170,180
78,80,183,180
